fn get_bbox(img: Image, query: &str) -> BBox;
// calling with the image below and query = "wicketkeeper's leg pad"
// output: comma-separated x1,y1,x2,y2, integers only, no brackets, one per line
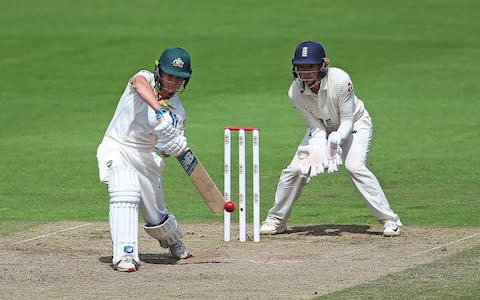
108,166,141,264
143,214,184,248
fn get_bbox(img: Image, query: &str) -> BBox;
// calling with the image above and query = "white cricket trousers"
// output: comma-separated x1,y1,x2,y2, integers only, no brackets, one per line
96,137,168,225
267,114,400,224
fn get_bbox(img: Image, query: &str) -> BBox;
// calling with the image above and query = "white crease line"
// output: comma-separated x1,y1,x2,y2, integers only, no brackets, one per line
395,232,480,262
8,223,92,246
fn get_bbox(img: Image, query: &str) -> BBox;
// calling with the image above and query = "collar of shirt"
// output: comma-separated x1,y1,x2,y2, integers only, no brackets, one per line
168,97,178,109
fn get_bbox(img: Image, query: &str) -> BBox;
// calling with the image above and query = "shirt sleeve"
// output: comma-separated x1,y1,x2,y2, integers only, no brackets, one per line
129,70,154,87
336,75,355,142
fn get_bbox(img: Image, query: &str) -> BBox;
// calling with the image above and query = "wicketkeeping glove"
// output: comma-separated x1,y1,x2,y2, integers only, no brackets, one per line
327,132,343,173
295,145,311,175
307,138,329,177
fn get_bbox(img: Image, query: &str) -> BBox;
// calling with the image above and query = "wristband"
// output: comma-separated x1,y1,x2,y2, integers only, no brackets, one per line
155,108,166,119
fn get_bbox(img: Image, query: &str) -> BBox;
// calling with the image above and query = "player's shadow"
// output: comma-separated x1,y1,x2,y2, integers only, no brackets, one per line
139,253,181,265
99,253,180,265
287,224,382,236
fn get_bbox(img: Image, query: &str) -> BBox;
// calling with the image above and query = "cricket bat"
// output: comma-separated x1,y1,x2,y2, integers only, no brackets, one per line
176,148,225,213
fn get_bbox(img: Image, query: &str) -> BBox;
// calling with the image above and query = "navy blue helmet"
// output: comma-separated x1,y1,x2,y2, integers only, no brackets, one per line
291,41,329,80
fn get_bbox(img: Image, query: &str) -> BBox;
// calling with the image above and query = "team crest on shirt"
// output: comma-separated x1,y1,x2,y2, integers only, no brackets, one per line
171,57,184,68
106,160,113,168
347,82,353,93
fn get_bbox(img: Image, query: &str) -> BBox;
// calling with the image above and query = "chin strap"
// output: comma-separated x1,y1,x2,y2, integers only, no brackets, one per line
153,84,176,101
153,86,160,98
308,79,321,90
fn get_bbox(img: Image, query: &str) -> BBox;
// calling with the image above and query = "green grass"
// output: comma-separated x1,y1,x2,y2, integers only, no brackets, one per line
318,245,480,299
0,0,479,296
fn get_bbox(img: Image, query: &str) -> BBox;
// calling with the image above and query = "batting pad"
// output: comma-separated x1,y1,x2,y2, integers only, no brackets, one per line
108,166,141,264
143,214,184,248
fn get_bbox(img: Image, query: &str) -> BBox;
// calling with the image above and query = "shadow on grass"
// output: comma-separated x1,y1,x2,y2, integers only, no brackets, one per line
287,224,382,236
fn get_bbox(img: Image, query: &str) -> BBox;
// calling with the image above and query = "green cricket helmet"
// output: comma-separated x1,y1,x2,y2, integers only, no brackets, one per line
154,47,192,90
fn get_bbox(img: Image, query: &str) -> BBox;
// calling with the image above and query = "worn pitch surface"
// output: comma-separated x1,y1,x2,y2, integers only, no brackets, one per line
1,222,479,299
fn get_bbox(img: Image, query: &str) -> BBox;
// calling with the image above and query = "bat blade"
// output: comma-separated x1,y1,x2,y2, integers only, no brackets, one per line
177,149,224,213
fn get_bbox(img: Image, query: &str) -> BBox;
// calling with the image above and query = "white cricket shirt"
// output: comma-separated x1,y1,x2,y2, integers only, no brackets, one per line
103,70,186,151
288,67,366,141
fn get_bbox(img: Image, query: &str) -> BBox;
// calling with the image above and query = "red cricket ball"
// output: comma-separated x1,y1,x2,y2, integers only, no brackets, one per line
224,201,236,212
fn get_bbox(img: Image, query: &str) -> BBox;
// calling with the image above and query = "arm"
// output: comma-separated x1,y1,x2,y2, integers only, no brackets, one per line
288,83,329,176
326,75,354,172
130,74,162,112
130,73,184,144
335,79,355,143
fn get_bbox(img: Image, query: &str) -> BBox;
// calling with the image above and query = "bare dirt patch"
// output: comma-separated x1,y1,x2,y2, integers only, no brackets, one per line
1,222,479,299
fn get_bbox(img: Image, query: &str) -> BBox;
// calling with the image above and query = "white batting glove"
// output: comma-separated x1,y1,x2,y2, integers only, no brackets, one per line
155,120,183,143
158,135,188,157
307,138,329,177
155,111,185,143
327,132,343,173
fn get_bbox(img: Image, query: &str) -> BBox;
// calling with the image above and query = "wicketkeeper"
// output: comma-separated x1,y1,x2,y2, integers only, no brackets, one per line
260,41,402,237
96,47,193,272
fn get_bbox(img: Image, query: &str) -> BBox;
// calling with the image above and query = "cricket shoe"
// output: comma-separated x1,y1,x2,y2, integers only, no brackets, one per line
169,240,192,259
383,220,402,237
260,217,287,235
113,256,139,272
